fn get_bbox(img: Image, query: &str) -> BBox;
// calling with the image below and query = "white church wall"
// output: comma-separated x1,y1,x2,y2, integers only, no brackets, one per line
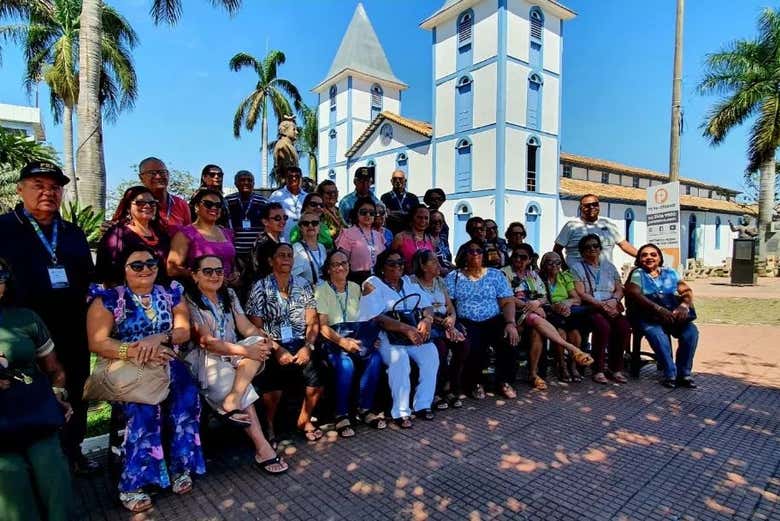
435,79,456,137
406,146,433,197
505,128,558,194
434,18,457,80
435,140,456,195
473,1,499,63
506,60,530,126
506,0,530,62
442,195,497,252
542,13,562,75
541,74,560,135
505,127,525,191
473,63,498,127
472,129,498,191
505,193,559,253
351,77,401,121
354,124,429,158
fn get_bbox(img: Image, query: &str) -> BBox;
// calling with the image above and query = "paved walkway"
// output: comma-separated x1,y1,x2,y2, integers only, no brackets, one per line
74,323,780,520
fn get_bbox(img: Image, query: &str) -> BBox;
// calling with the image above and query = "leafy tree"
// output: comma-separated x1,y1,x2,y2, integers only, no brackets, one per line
0,126,59,211
106,166,198,218
298,103,318,181
230,50,302,188
698,7,780,260
61,200,104,246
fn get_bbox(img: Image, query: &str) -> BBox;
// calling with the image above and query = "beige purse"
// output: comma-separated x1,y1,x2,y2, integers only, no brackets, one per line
83,357,170,405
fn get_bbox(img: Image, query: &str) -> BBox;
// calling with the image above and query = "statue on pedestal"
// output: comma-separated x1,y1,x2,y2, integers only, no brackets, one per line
272,116,299,187
729,215,758,240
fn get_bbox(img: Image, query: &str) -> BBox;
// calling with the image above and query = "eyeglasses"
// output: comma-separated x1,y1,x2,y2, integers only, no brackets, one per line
126,259,159,272
197,267,224,277
358,209,376,217
544,260,562,266
329,261,349,269
466,249,484,256
133,200,158,209
268,214,289,222
0,270,10,283
287,175,302,181
583,243,602,250
384,259,404,267
200,200,222,210
391,177,405,182
581,202,600,209
204,171,223,178
307,202,323,209
141,169,168,177
300,220,320,227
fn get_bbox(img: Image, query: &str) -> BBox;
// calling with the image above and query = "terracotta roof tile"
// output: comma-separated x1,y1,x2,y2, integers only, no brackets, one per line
345,111,432,158
560,178,755,216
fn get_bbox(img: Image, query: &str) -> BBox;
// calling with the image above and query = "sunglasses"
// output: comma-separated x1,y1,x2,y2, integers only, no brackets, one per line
545,260,562,266
141,169,168,177
200,200,222,210
126,259,159,272
466,249,484,256
583,243,602,250
287,175,302,181
204,172,223,178
300,220,320,227
268,214,289,222
509,231,526,237
0,270,10,283
391,177,405,182
307,202,323,208
384,259,404,267
329,261,349,269
133,200,158,208
515,254,530,260
581,202,600,209
197,267,224,277
358,209,376,217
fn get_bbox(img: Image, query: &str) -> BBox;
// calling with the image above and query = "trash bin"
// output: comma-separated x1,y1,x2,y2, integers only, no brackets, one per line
731,238,756,285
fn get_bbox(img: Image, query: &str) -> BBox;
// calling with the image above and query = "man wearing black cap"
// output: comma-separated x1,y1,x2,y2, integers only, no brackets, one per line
0,161,99,475
338,166,379,223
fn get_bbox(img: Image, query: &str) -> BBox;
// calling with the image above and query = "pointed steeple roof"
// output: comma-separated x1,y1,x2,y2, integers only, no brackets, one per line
314,3,406,91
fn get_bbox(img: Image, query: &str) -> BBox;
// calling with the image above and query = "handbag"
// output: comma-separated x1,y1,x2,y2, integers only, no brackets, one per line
0,368,65,450
328,321,381,359
83,357,170,405
384,293,426,345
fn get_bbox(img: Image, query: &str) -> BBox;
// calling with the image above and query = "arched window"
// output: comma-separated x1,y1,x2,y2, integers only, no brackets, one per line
329,85,337,126
527,73,543,130
328,169,336,180
624,208,635,244
455,75,473,132
367,159,376,167
457,10,474,70
455,138,472,193
370,84,383,121
525,203,542,252
529,7,544,69
526,136,540,192
454,202,473,250
687,214,698,260
328,129,337,165
396,152,408,175
715,216,722,249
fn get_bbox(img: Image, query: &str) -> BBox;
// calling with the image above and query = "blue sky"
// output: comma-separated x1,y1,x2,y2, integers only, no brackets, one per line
0,0,771,194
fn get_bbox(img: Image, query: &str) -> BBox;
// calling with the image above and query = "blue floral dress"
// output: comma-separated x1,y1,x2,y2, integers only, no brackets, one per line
90,282,205,493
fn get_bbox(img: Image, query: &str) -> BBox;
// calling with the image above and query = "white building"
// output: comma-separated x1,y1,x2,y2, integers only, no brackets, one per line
313,1,752,266
0,102,45,141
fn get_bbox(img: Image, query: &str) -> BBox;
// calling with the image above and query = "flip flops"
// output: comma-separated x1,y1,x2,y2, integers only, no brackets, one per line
255,454,288,475
215,408,251,429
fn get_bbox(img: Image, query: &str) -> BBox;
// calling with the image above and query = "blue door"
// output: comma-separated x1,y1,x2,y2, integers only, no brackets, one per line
525,204,541,253
454,207,472,252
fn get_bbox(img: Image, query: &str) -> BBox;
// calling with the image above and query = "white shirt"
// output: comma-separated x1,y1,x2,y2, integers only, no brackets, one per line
555,216,624,266
269,186,307,242
291,241,326,285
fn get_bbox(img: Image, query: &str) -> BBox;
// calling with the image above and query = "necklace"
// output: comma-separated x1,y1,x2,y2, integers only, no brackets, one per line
129,288,157,322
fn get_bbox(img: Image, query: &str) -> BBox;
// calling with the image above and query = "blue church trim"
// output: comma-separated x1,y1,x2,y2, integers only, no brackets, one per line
432,27,438,188
347,76,353,153
455,137,472,193
529,6,544,70
495,0,508,228
505,122,558,140
434,123,496,144
446,189,559,200
436,56,497,86
455,74,474,133
505,56,560,79
319,117,371,133
456,9,474,71
555,19,564,235
525,201,542,252
526,72,543,130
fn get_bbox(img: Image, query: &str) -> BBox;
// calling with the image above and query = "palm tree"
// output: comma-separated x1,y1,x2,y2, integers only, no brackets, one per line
230,50,302,188
3,0,138,204
699,7,780,262
0,126,58,210
298,103,318,181
75,0,241,211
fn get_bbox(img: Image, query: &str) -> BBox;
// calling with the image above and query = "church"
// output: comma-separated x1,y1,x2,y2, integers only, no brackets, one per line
312,0,752,269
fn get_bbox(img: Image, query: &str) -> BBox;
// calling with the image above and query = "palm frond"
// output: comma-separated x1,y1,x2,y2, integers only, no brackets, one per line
232,92,256,137
271,77,302,112
244,90,265,132
747,96,780,172
229,51,261,75
267,88,292,123
261,49,285,83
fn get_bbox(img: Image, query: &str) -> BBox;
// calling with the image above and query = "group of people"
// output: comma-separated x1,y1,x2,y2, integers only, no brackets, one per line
0,159,700,518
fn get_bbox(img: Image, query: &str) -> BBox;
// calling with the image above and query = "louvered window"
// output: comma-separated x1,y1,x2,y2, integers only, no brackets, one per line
370,84,383,120
530,9,543,40
458,12,472,46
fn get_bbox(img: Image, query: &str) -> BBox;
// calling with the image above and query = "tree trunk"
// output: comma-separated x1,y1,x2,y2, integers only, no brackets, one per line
62,103,78,204
757,157,777,261
77,0,105,211
261,97,268,189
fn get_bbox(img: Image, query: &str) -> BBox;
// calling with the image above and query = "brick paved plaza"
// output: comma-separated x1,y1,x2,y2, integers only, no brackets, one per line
72,318,780,521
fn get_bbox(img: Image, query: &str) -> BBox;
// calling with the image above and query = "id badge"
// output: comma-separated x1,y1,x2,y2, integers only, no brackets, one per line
48,265,69,289
242,219,251,229
280,325,294,343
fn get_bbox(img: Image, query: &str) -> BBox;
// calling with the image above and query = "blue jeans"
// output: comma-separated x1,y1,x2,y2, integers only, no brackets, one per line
637,320,699,380
326,347,383,418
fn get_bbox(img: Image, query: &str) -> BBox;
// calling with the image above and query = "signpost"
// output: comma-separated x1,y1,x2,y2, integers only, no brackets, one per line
647,182,681,271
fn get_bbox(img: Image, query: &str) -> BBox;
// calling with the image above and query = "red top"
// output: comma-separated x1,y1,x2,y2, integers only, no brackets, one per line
158,193,191,236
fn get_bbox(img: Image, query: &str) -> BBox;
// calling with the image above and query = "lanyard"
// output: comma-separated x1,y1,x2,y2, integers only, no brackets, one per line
239,197,254,220
23,209,59,264
393,191,406,210
641,269,665,296
581,261,602,295
203,295,227,339
358,227,376,267
165,194,174,222
329,282,349,323
303,243,321,284
270,275,293,324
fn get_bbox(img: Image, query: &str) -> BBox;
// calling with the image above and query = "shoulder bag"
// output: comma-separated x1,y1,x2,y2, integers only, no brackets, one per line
384,293,426,345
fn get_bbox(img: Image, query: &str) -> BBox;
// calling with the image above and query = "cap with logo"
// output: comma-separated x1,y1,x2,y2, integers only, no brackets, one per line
19,161,70,186
354,166,375,182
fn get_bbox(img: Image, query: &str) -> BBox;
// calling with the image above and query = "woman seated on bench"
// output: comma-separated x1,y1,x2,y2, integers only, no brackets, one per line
184,254,288,474
624,243,698,389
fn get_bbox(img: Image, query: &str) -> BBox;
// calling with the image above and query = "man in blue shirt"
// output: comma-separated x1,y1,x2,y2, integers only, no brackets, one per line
339,166,379,223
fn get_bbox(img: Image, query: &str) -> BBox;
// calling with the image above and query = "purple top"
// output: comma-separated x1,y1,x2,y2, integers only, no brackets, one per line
179,224,236,276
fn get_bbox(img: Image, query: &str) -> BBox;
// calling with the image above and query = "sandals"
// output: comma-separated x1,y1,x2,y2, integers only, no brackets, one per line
570,367,583,382
610,371,628,384
573,350,595,367
215,408,251,429
415,408,435,421
556,364,572,383
471,384,486,400
433,396,450,410
447,393,464,409
119,491,152,513
335,416,356,438
255,454,288,475
500,382,518,398
172,472,192,495
529,376,547,391
592,372,609,385
394,416,413,429
301,427,324,442
361,411,388,430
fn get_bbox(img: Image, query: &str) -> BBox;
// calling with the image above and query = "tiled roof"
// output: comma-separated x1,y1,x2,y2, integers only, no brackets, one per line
560,178,756,216
560,152,740,194
345,111,432,158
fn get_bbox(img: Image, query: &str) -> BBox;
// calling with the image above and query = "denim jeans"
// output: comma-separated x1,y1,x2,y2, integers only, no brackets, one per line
326,348,383,418
637,320,699,379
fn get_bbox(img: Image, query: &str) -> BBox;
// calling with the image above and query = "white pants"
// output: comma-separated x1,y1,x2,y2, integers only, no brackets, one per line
378,340,439,419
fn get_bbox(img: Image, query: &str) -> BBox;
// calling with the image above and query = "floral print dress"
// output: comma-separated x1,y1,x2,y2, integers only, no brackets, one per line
91,282,206,493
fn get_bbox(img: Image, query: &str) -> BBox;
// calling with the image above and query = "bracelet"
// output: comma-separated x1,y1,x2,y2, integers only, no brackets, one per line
52,386,68,400
304,342,316,351
118,342,129,361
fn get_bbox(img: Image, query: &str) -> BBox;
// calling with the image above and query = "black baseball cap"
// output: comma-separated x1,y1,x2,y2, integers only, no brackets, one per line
19,161,70,186
354,166,375,181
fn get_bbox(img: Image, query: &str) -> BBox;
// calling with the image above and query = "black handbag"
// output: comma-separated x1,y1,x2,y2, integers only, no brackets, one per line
384,293,426,345
328,321,382,359
0,367,65,451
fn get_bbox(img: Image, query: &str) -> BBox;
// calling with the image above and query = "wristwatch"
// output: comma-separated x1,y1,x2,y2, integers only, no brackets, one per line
52,386,68,400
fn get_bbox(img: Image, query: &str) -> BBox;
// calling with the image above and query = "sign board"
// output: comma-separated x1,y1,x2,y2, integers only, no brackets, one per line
646,181,681,270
